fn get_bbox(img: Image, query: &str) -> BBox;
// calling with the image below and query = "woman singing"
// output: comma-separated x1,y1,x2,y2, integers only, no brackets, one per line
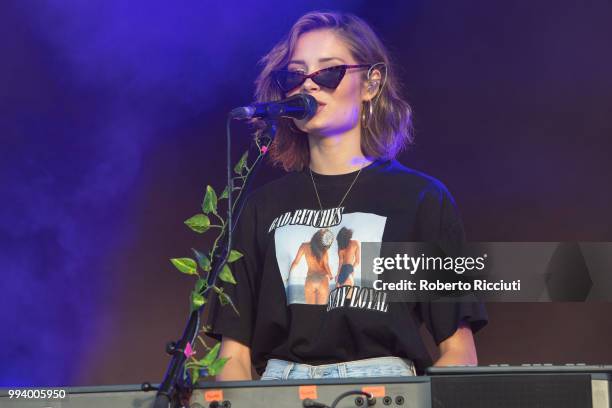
206,10,487,381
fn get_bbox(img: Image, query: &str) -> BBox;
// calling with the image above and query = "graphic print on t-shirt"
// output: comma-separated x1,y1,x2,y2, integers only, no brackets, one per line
272,208,386,305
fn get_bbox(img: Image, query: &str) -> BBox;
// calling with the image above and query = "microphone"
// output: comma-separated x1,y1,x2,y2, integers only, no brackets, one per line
230,94,318,120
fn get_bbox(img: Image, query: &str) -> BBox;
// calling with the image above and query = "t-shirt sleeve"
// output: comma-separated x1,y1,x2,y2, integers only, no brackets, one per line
204,196,260,347
417,299,488,345
414,181,488,344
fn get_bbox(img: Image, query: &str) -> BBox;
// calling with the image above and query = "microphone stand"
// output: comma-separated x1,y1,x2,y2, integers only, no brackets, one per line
146,117,277,408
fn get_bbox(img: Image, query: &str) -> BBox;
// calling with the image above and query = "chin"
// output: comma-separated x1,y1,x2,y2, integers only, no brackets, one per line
298,116,331,135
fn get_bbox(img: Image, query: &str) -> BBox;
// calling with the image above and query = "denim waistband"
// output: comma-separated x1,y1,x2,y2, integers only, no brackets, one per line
261,356,416,380
272,356,414,369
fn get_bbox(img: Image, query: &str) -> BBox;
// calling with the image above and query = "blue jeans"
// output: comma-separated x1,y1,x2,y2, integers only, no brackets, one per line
260,357,416,380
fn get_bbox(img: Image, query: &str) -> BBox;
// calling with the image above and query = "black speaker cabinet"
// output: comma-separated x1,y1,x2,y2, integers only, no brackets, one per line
431,373,610,408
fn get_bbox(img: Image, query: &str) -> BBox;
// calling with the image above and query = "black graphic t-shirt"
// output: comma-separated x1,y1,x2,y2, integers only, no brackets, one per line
205,159,488,375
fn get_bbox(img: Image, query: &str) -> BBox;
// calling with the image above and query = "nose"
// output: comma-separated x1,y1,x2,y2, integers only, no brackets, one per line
301,77,320,92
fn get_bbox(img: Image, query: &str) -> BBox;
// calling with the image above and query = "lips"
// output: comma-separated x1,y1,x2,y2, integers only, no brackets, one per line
314,100,326,114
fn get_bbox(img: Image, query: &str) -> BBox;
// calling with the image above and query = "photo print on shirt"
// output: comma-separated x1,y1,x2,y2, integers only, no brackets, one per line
272,208,387,309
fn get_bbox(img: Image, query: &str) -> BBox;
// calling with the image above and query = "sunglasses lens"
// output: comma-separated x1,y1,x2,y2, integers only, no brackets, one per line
313,66,347,89
273,65,350,92
274,71,305,92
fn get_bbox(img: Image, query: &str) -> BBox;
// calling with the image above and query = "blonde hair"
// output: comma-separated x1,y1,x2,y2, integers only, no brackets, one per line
254,11,414,172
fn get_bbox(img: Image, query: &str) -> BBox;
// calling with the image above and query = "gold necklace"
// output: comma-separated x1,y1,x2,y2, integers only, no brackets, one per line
309,165,364,210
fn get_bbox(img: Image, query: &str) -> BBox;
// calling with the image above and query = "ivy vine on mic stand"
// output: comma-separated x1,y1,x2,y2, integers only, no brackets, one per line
169,136,270,384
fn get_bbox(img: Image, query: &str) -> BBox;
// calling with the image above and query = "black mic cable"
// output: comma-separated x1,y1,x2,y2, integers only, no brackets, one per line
330,390,375,408
302,398,330,408
302,389,375,408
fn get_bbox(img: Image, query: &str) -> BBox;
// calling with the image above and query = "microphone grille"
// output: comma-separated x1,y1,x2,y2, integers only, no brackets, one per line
299,94,318,120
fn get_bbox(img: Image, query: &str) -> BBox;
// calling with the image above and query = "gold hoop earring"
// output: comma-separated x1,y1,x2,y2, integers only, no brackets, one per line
361,100,374,130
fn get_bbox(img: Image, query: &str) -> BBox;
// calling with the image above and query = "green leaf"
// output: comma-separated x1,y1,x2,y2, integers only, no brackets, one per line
185,214,211,233
207,357,230,377
215,288,239,316
219,264,237,284
218,292,230,306
220,185,230,200
227,249,243,263
170,258,198,276
190,367,200,385
192,248,212,271
191,290,206,312
201,342,221,366
202,185,218,214
194,278,207,294
233,151,249,175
